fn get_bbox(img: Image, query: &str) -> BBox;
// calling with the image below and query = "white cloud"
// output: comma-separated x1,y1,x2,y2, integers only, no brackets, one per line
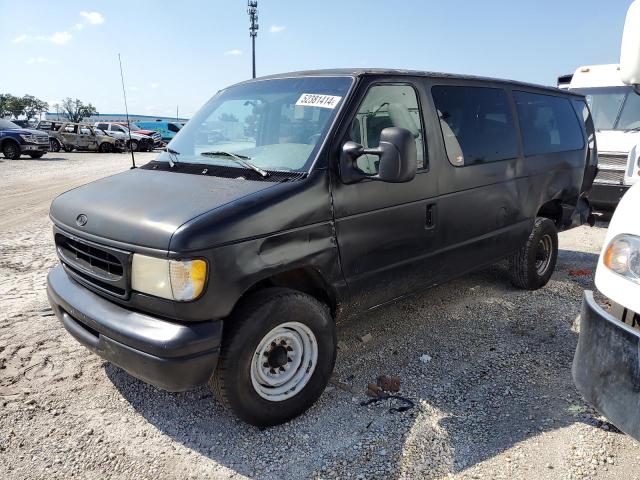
12,34,28,43
80,11,105,25
25,57,54,65
49,31,72,45
224,49,243,56
149,83,160,89
269,25,286,33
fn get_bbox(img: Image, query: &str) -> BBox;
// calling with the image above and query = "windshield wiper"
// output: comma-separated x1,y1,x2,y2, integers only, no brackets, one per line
200,151,269,178
164,147,180,167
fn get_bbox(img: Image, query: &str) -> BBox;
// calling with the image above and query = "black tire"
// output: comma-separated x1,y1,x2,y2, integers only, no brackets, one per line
28,152,44,159
2,141,21,159
509,217,558,290
210,288,336,427
63,145,74,152
99,142,113,153
49,139,61,152
128,139,139,152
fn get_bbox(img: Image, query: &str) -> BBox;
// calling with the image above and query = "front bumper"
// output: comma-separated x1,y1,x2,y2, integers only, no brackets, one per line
573,291,640,440
47,265,221,392
588,183,630,211
20,143,49,153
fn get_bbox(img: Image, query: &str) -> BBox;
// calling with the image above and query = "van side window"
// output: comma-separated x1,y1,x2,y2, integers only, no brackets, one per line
351,84,425,173
168,123,180,133
431,85,517,166
97,123,108,130
514,91,584,156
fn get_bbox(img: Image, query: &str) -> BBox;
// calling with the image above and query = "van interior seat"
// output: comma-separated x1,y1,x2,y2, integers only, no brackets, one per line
388,103,420,138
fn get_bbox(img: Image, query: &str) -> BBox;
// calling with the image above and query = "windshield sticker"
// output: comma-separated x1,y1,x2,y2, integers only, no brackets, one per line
295,93,342,109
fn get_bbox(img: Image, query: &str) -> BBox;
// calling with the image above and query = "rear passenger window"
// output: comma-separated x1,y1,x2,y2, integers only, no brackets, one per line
514,91,584,156
431,85,517,166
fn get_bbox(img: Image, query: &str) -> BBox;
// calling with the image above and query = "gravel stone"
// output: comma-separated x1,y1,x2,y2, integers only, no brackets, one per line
0,152,636,479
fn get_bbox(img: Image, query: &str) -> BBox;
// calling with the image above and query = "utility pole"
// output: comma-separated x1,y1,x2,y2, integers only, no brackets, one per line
247,1,259,78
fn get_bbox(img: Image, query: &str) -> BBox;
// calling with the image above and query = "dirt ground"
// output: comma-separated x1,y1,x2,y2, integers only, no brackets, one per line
1,151,638,480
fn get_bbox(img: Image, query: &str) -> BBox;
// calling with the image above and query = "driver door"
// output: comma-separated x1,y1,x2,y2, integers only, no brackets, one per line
331,79,440,310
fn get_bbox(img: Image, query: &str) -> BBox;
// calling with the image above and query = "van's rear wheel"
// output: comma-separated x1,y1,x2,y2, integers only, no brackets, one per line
509,217,558,290
210,288,336,427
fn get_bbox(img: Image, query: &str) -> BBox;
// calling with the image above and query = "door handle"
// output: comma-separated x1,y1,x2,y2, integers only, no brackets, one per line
425,203,436,229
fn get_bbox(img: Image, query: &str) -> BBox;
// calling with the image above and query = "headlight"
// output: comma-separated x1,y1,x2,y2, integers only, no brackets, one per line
131,254,207,301
603,234,640,283
19,133,35,142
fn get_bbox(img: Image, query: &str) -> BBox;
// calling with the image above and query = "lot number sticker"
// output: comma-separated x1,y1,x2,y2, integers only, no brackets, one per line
295,93,342,109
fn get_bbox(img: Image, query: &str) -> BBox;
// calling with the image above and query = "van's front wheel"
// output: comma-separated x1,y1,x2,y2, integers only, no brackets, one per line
210,288,336,427
509,217,558,290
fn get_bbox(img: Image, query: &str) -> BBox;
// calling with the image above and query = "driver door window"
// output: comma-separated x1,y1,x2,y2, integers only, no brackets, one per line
351,84,425,174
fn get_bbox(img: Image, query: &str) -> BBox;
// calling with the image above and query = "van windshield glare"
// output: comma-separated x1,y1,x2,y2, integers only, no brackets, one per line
573,86,640,131
156,76,353,172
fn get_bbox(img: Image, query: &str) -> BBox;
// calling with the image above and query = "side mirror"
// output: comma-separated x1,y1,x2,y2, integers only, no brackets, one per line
620,0,640,88
340,127,417,184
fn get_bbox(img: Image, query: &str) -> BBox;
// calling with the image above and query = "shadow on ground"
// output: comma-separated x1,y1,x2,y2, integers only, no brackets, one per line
106,247,612,478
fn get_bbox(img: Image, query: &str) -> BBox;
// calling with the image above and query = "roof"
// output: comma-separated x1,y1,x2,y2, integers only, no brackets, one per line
234,68,584,97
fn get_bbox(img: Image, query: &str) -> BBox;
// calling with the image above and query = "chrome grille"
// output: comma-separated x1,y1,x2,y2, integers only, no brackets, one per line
598,153,628,170
594,169,625,185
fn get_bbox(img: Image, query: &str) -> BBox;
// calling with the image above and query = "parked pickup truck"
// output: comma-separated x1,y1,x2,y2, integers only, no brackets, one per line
0,119,50,159
94,122,155,152
47,69,596,427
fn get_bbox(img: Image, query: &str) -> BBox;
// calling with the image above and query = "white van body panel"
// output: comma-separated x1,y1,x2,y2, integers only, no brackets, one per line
595,182,640,313
569,64,625,88
569,64,640,188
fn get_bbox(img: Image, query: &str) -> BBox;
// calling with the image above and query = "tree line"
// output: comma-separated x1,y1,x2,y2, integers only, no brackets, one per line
0,94,99,123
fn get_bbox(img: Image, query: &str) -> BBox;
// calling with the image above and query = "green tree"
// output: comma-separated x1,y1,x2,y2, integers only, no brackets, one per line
61,97,98,123
0,94,14,118
6,95,25,119
22,95,49,120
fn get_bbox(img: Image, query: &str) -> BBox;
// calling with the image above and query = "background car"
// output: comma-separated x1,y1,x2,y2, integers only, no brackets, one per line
49,123,123,153
0,118,50,159
136,120,182,142
94,122,154,152
115,122,163,147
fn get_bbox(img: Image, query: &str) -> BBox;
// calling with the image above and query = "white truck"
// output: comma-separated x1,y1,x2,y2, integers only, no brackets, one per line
563,64,640,211
573,0,640,441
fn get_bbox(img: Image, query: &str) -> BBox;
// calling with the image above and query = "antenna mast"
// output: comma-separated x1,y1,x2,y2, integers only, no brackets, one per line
118,53,136,169
247,1,259,79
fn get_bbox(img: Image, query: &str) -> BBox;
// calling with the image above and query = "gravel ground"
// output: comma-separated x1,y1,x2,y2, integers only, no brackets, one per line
1,151,639,480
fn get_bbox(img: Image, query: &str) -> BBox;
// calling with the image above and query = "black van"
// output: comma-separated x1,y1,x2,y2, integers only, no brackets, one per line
47,69,596,426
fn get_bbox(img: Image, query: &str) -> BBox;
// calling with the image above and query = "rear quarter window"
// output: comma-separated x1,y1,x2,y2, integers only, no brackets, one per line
513,91,584,156
431,85,518,166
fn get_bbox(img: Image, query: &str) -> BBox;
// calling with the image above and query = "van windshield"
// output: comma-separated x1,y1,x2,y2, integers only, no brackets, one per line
157,76,353,172
572,86,640,130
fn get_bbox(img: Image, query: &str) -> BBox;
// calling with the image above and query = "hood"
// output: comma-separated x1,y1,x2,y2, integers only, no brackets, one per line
596,130,640,154
133,129,156,136
50,168,275,250
0,127,43,135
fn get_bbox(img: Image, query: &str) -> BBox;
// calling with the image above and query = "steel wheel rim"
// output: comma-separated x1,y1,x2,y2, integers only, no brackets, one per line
250,321,318,402
535,234,553,275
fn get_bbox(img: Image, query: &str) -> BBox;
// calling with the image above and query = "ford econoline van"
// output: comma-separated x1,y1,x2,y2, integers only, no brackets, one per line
47,69,596,426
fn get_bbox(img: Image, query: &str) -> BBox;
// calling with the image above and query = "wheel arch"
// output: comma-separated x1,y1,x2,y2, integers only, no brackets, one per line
235,266,341,319
536,199,563,227
0,136,20,149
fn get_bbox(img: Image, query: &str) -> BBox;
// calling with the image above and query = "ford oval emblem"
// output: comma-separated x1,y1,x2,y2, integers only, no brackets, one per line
76,214,88,227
